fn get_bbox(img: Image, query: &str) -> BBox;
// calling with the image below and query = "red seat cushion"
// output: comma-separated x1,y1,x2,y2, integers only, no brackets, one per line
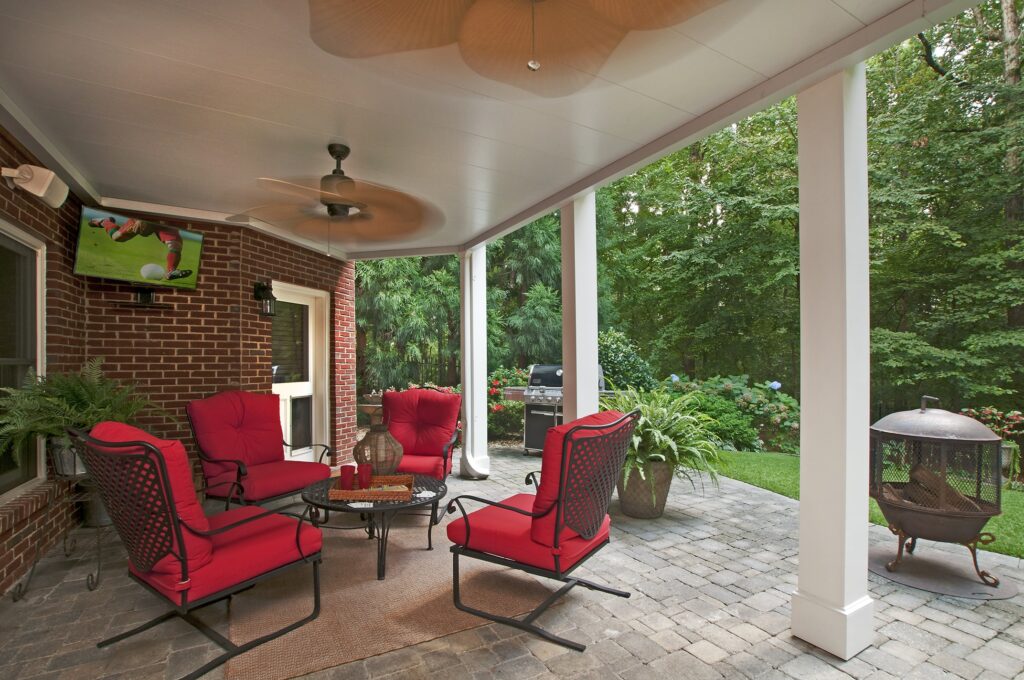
89,422,213,576
446,493,610,572
207,460,330,502
132,505,323,604
187,391,285,480
531,410,625,547
395,453,452,479
382,389,461,460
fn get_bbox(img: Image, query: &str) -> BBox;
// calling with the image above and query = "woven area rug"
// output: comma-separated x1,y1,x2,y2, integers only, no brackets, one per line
225,512,554,680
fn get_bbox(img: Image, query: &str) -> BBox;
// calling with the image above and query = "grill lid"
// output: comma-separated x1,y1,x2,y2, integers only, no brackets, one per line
528,364,564,388
871,396,999,442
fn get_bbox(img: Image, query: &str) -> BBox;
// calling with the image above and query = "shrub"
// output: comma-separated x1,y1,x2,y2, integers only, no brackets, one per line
689,392,761,452
961,406,1023,487
487,367,529,440
598,329,657,391
668,374,800,453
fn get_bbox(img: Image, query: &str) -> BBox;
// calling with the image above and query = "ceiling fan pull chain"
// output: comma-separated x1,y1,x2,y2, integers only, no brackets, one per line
527,0,540,72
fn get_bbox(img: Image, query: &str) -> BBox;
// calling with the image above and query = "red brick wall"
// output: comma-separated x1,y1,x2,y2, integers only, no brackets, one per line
0,125,357,595
0,127,84,595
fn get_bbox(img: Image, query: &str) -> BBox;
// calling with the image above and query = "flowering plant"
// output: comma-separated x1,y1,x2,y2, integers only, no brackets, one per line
487,367,529,438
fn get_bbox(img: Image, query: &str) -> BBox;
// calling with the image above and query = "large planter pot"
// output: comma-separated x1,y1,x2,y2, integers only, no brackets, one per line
617,461,673,519
78,479,113,528
48,439,87,478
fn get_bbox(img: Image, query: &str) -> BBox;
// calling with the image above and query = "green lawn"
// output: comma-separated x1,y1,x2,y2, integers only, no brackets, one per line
718,449,1024,560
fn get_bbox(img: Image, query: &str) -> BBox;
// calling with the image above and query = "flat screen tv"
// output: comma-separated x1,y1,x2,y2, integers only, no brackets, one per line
74,207,202,289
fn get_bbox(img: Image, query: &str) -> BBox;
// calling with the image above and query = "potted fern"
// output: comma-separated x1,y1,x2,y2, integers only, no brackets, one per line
600,387,720,518
0,359,156,520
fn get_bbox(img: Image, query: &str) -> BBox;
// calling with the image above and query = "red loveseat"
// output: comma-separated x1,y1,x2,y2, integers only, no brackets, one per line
71,422,322,680
446,409,639,651
187,390,331,506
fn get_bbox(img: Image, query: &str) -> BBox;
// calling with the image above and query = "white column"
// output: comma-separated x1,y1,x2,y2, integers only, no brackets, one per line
791,63,874,660
560,191,600,422
459,244,489,479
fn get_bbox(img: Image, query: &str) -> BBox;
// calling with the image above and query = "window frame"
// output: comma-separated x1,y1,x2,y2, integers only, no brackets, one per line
0,217,46,504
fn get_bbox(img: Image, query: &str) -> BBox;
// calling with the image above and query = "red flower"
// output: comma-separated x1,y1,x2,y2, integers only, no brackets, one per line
492,380,500,386
491,404,504,412
488,387,500,396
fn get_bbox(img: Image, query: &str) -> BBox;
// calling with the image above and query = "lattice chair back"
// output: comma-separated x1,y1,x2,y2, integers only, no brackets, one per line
69,428,180,573
558,411,639,541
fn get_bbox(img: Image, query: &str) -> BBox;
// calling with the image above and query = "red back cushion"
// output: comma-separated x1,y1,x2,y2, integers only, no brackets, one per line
187,391,285,476
531,410,625,547
89,422,213,575
382,389,461,457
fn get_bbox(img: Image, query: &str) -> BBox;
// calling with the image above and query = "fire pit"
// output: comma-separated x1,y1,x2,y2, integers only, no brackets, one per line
870,396,1002,586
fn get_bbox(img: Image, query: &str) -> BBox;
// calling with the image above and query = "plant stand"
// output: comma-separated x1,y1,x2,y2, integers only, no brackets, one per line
10,476,111,602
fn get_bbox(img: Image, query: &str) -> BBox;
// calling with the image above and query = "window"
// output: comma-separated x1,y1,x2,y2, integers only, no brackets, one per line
0,226,42,496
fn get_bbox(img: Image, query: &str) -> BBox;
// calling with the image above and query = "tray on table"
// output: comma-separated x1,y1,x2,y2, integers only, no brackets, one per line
328,474,415,502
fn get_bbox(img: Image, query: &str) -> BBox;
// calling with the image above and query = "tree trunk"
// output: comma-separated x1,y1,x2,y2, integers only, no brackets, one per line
1001,0,1024,326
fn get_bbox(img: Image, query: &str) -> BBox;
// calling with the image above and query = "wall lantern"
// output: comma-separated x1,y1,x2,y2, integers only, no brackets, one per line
253,281,277,317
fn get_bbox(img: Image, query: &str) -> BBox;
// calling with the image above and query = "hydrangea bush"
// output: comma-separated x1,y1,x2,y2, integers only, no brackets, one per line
598,329,657,391
669,374,800,453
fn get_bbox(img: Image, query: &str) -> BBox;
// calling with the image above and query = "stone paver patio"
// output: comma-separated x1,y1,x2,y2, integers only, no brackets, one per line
2,445,1023,680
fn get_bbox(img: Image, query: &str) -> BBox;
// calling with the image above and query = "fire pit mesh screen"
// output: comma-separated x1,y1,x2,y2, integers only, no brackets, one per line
872,437,1001,513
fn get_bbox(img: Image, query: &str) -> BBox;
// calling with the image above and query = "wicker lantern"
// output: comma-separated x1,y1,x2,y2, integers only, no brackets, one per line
353,424,403,475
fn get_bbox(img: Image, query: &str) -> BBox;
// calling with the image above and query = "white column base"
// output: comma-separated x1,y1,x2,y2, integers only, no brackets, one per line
792,591,874,660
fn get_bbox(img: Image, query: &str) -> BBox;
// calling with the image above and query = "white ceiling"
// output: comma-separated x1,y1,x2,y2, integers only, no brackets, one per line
0,0,973,258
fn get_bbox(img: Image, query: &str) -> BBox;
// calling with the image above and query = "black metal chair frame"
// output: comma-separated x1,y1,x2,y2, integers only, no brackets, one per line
69,428,322,680
185,406,333,509
446,410,639,652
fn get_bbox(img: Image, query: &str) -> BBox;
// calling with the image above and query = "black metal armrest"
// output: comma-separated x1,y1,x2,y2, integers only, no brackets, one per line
525,471,542,487
283,441,333,465
446,494,548,549
445,494,544,518
440,428,459,477
179,509,279,537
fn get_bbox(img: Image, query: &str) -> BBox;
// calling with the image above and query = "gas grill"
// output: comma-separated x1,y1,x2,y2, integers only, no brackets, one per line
522,364,604,453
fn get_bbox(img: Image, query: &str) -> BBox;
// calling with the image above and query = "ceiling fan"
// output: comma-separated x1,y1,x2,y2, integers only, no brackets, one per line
232,143,441,250
308,0,725,97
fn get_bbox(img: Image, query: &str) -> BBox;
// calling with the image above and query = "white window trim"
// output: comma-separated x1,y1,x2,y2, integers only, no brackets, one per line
0,217,47,506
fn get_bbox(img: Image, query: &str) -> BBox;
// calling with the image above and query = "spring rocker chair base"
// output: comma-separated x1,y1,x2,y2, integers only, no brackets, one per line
451,543,629,652
99,559,321,680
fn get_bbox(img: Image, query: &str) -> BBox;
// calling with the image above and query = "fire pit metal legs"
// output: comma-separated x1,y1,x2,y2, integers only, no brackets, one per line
966,533,999,587
884,525,1000,588
884,525,916,573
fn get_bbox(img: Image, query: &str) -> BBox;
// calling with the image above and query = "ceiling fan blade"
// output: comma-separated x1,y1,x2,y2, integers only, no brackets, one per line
579,0,724,30
309,0,472,58
457,0,626,97
257,177,367,209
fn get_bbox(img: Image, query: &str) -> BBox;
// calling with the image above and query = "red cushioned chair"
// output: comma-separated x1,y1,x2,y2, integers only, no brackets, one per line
382,387,461,546
186,390,332,508
69,423,322,680
446,409,639,651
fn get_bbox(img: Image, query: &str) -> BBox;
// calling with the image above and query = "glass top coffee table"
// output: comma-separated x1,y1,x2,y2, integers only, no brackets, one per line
302,474,447,580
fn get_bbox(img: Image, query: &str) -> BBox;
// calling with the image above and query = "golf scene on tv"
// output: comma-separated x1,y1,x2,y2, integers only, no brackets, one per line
74,207,203,289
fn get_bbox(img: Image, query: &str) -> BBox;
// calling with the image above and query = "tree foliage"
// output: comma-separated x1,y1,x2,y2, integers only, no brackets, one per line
357,1,1024,417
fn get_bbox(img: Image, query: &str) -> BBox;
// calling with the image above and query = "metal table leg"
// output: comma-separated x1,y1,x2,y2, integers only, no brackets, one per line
367,510,397,580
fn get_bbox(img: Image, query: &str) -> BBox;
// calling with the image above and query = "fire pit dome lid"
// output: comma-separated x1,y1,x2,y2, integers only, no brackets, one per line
871,406,1000,442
